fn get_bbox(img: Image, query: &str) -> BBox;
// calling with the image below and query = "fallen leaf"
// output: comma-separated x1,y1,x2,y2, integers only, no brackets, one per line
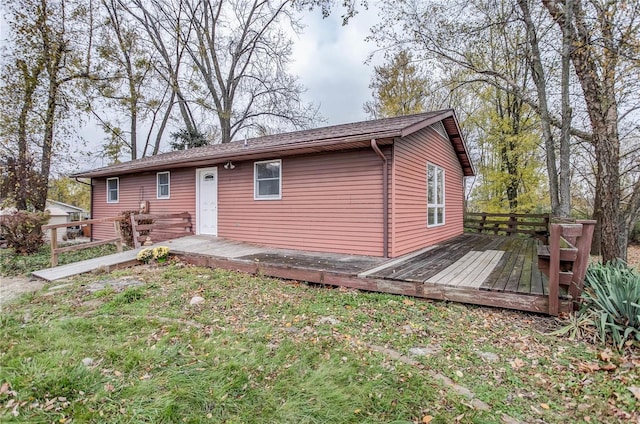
599,350,612,362
455,370,464,378
510,358,525,369
601,363,617,371
422,415,433,423
629,386,640,400
104,383,115,393
578,362,600,373
540,403,550,410
0,382,9,394
403,299,415,306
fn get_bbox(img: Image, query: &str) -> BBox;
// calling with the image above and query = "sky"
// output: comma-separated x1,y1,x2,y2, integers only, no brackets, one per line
289,6,382,126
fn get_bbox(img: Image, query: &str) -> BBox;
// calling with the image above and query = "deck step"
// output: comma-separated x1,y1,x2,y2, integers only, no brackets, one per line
537,245,579,262
537,260,574,285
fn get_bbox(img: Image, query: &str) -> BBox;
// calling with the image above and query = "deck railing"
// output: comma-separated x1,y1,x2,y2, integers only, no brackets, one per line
130,212,192,248
537,220,596,315
464,212,550,241
465,212,596,315
42,216,124,267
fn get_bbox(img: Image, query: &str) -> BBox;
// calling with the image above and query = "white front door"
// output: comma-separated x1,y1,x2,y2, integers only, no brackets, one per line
196,167,218,235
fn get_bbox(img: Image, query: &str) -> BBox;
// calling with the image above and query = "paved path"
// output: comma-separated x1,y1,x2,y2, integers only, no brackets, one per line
31,249,142,282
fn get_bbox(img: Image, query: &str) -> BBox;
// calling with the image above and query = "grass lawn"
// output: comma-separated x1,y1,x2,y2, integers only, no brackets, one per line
1,260,638,423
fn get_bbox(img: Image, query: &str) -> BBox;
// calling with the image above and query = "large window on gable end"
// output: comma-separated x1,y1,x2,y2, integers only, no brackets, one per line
107,177,119,203
427,163,445,226
157,171,170,199
254,159,281,200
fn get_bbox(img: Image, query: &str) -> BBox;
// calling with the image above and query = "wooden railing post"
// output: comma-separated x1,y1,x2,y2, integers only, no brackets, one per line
113,220,123,253
548,223,561,316
507,215,516,236
570,220,596,307
51,228,58,267
479,213,487,232
131,214,141,249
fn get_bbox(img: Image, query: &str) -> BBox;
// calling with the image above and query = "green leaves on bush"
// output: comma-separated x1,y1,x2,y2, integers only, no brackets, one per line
581,260,640,350
0,210,50,254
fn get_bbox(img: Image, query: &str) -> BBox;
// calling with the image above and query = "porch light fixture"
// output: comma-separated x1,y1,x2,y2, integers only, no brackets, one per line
224,161,235,170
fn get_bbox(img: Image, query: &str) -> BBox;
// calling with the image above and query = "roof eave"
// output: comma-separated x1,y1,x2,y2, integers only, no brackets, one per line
72,131,400,179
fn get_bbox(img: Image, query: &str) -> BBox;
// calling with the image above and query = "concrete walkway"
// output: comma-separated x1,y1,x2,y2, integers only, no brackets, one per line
32,248,143,282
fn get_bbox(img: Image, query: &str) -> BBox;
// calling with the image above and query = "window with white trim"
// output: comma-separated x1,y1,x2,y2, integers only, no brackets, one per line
157,171,170,199
427,163,445,226
107,177,119,203
254,159,281,200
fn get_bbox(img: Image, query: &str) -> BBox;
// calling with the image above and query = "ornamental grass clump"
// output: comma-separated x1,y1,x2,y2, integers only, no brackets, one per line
581,260,640,350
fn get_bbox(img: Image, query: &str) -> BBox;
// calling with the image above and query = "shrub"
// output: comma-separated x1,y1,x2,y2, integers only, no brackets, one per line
0,210,50,254
152,246,170,262
581,260,640,349
118,210,138,247
118,210,153,247
136,248,154,264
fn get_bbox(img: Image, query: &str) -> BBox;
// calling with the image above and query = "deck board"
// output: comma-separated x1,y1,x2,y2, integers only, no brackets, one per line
504,239,528,293
457,250,505,288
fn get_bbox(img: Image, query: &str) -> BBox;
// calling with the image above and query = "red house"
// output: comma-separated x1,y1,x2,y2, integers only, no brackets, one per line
74,110,474,258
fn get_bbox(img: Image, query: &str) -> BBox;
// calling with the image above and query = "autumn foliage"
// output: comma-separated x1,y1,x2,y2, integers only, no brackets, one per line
0,210,50,254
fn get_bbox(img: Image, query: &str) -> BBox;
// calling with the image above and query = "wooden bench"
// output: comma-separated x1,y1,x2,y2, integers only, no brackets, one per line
537,220,595,315
130,212,193,248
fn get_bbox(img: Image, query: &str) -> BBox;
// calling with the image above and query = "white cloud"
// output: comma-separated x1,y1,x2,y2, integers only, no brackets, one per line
290,7,382,126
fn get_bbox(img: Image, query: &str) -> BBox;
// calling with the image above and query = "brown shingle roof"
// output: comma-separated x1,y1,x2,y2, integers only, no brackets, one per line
73,109,474,178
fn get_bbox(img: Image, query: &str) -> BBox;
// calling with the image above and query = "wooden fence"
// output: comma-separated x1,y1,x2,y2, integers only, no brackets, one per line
42,216,124,267
464,212,550,241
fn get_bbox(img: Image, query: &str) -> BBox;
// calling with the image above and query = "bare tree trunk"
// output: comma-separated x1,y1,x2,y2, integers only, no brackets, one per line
542,0,623,262
152,90,175,155
517,0,562,215
590,184,602,255
558,0,572,217
14,61,42,210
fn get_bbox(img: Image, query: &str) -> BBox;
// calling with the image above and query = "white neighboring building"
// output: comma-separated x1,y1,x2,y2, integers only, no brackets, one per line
45,200,89,242
0,200,88,243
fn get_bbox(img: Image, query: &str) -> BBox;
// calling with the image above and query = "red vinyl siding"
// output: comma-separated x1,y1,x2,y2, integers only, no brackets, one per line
91,149,388,256
92,169,196,241
89,125,466,258
391,126,465,257
218,149,387,256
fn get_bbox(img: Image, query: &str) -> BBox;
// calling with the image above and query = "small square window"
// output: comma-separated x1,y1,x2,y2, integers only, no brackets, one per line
157,172,170,199
254,160,281,200
107,177,119,203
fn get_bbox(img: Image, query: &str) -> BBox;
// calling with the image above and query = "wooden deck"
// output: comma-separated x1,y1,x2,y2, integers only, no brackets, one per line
32,234,572,314
166,234,571,314
366,234,550,296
